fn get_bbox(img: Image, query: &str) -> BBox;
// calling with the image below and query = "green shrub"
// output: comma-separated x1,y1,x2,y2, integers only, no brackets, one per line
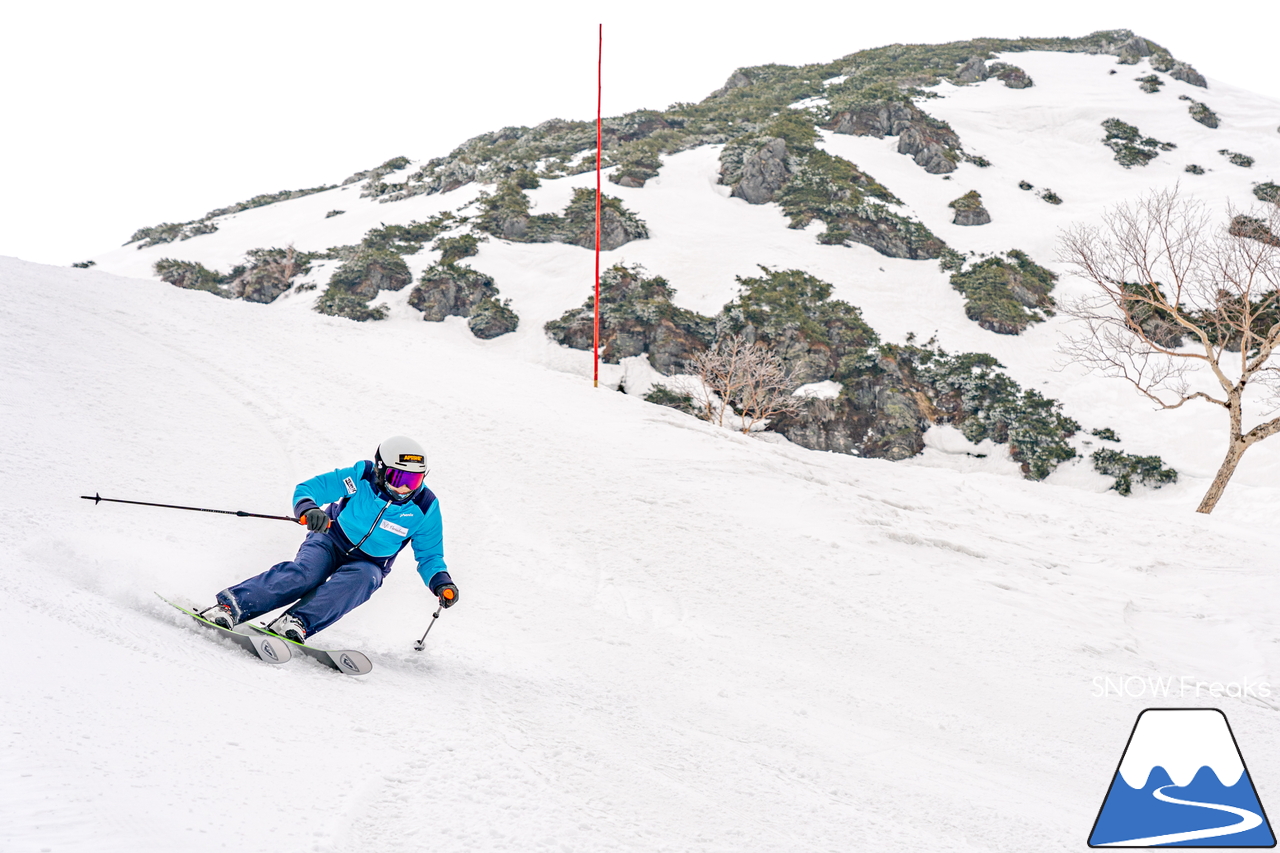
154,258,229,296
1135,74,1163,93
937,248,967,273
1102,118,1175,168
916,348,1079,479
329,249,411,293
127,184,336,247
468,297,520,339
433,233,485,264
1040,189,1063,205
1090,427,1121,442
1178,95,1219,128
360,215,456,255
1219,149,1254,168
475,181,648,249
1091,448,1178,495
948,250,1057,334
314,293,388,322
948,190,984,211
1253,182,1280,204
1105,117,1172,167
71,260,96,268
1018,180,1034,191
645,384,697,415
1185,164,1206,175
545,263,714,373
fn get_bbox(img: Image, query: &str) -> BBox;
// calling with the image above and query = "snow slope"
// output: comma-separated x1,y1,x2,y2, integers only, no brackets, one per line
3,48,1280,853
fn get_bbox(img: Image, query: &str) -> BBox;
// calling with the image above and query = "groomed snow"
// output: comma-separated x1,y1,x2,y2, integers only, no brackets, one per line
4,48,1280,852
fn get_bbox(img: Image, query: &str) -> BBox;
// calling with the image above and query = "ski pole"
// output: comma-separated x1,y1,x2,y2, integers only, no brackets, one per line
414,604,444,651
80,493,299,524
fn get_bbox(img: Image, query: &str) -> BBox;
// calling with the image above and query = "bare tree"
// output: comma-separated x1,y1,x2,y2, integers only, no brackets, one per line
691,334,803,433
1059,188,1280,513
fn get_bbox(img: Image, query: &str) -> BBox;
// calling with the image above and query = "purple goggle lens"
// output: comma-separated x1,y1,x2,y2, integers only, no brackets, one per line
386,468,424,491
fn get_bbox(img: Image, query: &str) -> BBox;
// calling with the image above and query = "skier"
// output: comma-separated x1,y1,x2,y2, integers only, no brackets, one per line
200,436,458,642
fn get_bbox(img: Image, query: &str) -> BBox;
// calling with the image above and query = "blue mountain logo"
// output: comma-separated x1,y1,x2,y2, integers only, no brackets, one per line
1089,708,1275,847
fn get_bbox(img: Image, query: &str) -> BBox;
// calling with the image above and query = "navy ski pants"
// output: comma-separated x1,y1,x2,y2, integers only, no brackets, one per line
218,529,386,636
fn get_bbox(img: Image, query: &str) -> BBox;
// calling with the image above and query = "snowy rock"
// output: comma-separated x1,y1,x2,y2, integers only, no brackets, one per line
727,138,792,204
1168,62,1208,89
772,373,926,461
828,101,918,138
829,101,959,174
545,265,712,374
896,123,960,174
953,207,992,227
710,69,754,97
955,57,989,84
988,62,1034,89
467,297,519,339
409,263,498,322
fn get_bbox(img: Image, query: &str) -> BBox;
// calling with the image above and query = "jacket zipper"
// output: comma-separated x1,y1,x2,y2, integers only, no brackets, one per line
344,499,392,556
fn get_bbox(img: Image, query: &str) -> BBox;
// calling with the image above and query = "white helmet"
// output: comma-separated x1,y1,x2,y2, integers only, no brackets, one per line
375,436,428,500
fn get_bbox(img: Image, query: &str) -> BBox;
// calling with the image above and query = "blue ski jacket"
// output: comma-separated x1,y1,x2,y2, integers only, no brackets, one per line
291,461,451,593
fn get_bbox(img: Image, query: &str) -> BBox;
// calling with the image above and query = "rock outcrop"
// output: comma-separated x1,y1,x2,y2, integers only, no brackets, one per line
545,265,713,374
949,191,991,226
770,352,928,461
828,101,960,174
467,297,520,339
988,63,1033,89
409,263,499,321
955,57,988,84
728,138,792,204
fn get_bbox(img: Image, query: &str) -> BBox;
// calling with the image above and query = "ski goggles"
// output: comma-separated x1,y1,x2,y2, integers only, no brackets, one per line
385,467,425,491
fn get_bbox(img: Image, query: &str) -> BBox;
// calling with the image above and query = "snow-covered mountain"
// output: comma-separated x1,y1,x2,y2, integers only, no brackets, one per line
3,32,1280,852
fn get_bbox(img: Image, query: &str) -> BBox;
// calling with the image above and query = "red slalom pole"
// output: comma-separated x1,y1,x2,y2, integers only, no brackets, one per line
593,23,603,388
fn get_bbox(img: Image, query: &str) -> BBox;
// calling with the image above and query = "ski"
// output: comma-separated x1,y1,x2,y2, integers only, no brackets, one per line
156,593,291,665
248,624,373,676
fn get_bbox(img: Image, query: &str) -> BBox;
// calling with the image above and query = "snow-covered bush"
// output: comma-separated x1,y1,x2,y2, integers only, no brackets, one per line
154,259,228,296
126,185,335,248
947,250,1057,334
313,248,408,322
545,264,713,374
1178,96,1219,128
467,297,519,339
433,234,485,265
644,384,697,415
1091,448,1178,495
718,266,881,386
917,349,1079,480
474,182,648,251
409,263,493,320
1102,119,1175,168
1219,149,1254,168
1252,182,1280,204
1135,74,1163,93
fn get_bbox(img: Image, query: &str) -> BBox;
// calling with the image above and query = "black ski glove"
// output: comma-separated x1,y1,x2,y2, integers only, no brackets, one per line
437,583,459,608
301,508,330,532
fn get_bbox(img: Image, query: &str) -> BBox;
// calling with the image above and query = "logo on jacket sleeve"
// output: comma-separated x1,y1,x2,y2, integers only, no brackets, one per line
1089,708,1275,847
343,477,357,495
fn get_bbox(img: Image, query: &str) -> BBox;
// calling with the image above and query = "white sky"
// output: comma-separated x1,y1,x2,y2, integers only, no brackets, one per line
2,0,1277,266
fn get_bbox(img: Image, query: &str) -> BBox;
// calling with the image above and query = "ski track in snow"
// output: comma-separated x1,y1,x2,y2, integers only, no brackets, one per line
3,50,1280,852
